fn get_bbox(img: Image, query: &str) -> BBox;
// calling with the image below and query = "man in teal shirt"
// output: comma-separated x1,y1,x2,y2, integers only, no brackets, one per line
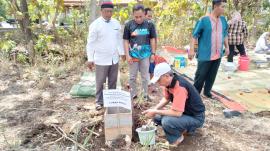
189,0,229,99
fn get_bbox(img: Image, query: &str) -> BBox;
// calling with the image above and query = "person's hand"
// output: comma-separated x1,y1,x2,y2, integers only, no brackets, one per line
150,54,155,62
86,61,95,71
225,47,230,56
127,55,133,64
188,49,195,60
142,109,157,118
121,55,126,61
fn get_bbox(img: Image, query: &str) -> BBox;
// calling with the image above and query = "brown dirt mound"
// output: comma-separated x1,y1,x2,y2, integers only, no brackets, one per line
21,123,60,147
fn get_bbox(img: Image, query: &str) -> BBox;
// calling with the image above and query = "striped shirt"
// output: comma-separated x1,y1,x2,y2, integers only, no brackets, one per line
228,20,248,45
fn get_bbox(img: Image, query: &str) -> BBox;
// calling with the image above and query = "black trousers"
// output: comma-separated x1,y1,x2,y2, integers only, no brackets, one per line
228,44,246,62
95,63,119,105
194,58,221,96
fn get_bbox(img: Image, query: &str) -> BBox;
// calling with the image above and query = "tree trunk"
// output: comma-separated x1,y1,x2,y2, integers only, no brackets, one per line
19,0,35,64
38,13,42,25
251,2,260,41
233,0,239,10
204,0,209,15
228,0,233,14
89,0,97,24
52,0,62,42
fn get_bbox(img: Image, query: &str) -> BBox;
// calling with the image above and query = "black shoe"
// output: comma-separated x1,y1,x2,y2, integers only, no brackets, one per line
132,95,138,100
233,51,239,56
204,93,218,100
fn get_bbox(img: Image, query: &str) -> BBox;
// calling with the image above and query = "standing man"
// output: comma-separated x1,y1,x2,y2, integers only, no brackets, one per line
86,1,124,110
144,7,158,83
189,0,229,99
123,4,157,101
145,8,153,20
143,63,205,146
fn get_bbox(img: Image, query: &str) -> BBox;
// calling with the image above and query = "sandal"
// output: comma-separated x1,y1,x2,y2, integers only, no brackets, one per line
95,104,103,111
170,135,184,147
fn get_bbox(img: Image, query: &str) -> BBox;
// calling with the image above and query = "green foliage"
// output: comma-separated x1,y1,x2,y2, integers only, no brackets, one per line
113,6,130,24
2,0,270,65
112,0,205,47
112,0,269,47
35,34,54,54
262,0,270,31
113,1,136,24
0,39,16,53
0,16,4,22
28,0,62,23
263,0,270,10
83,126,95,148
154,0,204,47
17,53,28,64
57,27,72,40
220,0,270,39
63,8,84,30
0,0,7,19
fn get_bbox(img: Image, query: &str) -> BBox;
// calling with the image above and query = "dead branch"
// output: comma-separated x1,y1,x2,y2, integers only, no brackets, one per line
85,128,100,137
51,124,88,151
82,116,103,128
43,136,64,146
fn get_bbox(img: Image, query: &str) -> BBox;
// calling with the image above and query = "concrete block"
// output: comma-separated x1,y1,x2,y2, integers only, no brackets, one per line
104,107,132,141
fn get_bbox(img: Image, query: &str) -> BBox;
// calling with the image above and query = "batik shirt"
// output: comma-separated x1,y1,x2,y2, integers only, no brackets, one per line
193,16,228,61
123,20,157,60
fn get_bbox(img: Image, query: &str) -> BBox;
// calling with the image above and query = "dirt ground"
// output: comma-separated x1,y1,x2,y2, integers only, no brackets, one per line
0,59,270,151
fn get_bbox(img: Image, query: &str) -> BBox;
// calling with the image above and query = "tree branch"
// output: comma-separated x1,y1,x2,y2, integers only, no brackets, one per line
52,125,88,151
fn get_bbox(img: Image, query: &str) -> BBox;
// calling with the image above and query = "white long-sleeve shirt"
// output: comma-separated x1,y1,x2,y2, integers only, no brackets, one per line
255,32,270,52
86,17,124,65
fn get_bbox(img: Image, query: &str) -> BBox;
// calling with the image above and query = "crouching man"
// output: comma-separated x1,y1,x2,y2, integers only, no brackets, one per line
142,63,205,146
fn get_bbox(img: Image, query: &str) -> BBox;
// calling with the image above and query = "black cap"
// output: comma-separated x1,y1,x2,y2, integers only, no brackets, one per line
101,1,114,9
212,0,227,3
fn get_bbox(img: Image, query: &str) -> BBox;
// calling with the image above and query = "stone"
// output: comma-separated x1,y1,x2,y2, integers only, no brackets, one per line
83,103,95,110
44,116,62,126
42,92,51,100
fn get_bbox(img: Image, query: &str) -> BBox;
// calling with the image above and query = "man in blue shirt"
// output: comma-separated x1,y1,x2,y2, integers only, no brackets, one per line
189,0,229,99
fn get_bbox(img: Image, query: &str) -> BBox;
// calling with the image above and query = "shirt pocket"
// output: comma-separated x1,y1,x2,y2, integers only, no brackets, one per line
113,27,120,39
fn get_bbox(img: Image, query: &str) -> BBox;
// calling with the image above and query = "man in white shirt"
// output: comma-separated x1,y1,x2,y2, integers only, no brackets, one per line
86,1,125,110
255,32,270,54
